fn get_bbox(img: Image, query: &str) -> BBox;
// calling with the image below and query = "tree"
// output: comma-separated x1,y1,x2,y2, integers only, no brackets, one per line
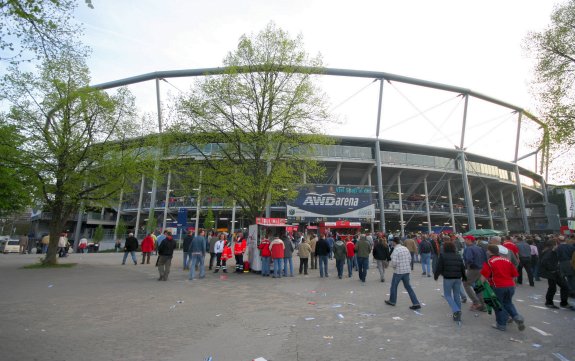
0,0,92,64
115,217,127,240
525,0,575,181
92,224,104,243
0,119,32,216
171,23,331,221
204,206,215,230
1,52,153,265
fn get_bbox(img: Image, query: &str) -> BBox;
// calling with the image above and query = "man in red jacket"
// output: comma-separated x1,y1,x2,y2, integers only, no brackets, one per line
270,235,285,278
345,239,355,278
481,244,525,332
258,233,272,277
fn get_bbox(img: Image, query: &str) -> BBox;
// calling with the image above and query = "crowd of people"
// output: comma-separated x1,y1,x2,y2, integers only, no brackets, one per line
119,228,575,331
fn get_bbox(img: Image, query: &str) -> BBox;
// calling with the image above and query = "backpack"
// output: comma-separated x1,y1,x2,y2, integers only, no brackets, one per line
420,240,432,253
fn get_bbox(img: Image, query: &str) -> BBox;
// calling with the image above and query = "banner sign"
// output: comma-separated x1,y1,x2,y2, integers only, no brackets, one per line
177,208,188,227
256,217,287,226
566,189,575,230
287,185,374,221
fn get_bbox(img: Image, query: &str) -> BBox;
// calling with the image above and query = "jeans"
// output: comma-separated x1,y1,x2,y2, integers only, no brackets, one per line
346,257,354,277
122,251,137,264
421,253,431,274
261,256,271,276
531,255,540,280
283,257,293,276
42,244,48,254
493,286,520,328
189,253,205,280
409,252,415,270
183,252,191,269
299,258,308,274
319,255,329,277
335,259,345,278
376,260,387,281
273,258,283,277
389,273,420,305
357,256,369,282
443,278,463,313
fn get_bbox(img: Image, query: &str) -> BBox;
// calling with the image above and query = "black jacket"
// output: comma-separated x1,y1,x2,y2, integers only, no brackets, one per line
124,236,139,252
158,237,177,257
539,248,559,280
373,242,391,261
182,235,194,253
315,238,330,256
434,252,466,280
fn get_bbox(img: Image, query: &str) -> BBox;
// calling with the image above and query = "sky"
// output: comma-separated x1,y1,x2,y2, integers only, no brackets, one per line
74,0,563,182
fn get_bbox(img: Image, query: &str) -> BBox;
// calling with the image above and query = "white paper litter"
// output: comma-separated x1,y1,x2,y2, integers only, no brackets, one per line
337,314,344,319
552,353,570,361
392,317,404,321
305,317,315,321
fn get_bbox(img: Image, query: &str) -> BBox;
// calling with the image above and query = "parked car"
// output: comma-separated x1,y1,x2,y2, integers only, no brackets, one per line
0,239,20,254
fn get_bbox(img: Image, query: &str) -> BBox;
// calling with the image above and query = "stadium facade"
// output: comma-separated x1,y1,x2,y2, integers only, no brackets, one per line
29,67,560,240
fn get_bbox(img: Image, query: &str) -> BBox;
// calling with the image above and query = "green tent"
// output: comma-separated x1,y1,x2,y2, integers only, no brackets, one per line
463,228,504,237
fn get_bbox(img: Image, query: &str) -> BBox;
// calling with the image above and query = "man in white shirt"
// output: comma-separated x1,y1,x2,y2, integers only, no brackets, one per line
385,239,421,310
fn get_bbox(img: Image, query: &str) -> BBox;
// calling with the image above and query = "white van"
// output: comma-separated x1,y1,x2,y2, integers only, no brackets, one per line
0,239,20,253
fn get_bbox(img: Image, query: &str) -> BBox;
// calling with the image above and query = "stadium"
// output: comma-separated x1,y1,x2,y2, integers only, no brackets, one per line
30,67,560,241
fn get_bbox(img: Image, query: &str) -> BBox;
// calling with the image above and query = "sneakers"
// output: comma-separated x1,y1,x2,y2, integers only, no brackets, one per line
513,315,525,331
452,311,461,322
422,272,427,276
560,303,575,311
409,304,421,310
545,303,559,309
461,297,467,304
384,300,396,306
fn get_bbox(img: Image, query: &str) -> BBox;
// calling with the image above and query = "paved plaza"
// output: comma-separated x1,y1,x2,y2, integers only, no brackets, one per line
0,252,574,361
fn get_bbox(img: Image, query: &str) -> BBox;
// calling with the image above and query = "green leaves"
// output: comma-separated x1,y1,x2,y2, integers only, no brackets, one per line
170,23,332,221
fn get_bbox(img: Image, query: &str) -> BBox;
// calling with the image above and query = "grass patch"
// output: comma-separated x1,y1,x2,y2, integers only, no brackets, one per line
22,262,78,269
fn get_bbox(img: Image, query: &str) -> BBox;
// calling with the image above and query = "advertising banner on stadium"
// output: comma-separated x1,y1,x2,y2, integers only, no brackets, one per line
287,185,374,221
566,189,575,230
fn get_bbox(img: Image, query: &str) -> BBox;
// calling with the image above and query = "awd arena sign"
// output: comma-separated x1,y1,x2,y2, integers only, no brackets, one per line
287,185,374,221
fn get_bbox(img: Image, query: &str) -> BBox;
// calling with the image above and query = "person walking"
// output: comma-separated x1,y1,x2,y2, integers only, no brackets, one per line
58,233,68,257
345,238,355,278
140,233,154,264
385,239,422,310
480,244,525,332
463,235,487,311
316,234,330,278
355,235,372,283
19,234,28,254
516,236,535,287
283,233,295,277
309,234,318,270
419,236,433,277
157,231,177,281
122,233,138,265
208,231,218,270
182,230,194,270
189,230,207,281
539,239,574,310
41,234,50,254
434,241,467,322
298,238,311,275
270,235,285,278
258,233,272,277
373,236,391,282
213,233,226,273
78,237,88,254
333,236,347,279
404,237,417,270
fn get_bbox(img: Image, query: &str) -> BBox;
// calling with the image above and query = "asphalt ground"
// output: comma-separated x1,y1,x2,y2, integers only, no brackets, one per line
0,252,574,361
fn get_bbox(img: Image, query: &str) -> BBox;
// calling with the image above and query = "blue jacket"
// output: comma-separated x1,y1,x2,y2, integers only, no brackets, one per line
189,235,207,255
463,244,487,269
